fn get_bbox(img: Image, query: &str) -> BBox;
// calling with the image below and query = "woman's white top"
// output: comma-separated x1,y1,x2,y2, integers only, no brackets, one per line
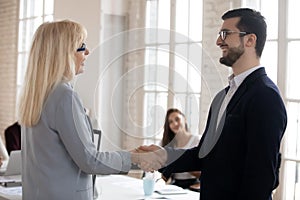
173,134,201,180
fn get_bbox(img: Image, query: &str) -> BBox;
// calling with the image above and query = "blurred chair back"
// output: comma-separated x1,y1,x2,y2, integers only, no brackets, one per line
93,129,101,151
92,129,101,199
4,122,21,155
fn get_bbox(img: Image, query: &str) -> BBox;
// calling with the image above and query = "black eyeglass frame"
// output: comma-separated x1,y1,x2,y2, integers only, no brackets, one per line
76,43,86,52
218,30,252,41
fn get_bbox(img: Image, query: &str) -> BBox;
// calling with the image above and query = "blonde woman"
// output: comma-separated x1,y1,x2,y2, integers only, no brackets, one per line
18,20,164,200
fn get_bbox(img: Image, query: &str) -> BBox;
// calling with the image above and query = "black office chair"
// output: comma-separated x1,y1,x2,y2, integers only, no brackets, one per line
4,122,21,155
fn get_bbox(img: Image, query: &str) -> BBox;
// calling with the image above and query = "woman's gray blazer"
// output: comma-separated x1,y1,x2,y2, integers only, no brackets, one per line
21,83,131,200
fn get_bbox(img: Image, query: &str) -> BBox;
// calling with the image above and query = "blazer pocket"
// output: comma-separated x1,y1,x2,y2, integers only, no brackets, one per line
222,114,244,143
224,114,243,131
75,186,93,200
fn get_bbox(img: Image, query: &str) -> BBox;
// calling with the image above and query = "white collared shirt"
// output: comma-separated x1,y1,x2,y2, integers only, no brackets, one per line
233,65,262,88
217,65,263,127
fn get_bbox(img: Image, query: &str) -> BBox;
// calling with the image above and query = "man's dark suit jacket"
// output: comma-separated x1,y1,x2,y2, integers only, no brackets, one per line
159,68,287,200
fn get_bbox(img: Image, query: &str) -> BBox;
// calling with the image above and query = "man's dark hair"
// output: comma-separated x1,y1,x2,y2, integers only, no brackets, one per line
222,8,267,57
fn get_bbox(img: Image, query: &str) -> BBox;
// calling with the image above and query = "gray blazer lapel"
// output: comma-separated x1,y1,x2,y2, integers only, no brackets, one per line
198,87,228,158
226,68,266,114
198,68,267,159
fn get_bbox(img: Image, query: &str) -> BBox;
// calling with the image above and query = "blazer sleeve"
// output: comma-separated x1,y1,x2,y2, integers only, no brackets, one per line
159,145,202,180
54,89,131,174
238,86,287,199
159,105,215,180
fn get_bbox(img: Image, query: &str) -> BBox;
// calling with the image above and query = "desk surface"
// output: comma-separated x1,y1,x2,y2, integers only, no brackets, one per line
0,186,21,200
95,175,199,200
0,174,199,200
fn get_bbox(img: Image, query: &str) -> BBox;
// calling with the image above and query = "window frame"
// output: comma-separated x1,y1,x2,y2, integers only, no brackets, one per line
143,0,203,145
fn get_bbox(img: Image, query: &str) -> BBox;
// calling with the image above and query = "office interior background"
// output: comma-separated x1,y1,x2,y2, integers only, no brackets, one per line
0,0,299,199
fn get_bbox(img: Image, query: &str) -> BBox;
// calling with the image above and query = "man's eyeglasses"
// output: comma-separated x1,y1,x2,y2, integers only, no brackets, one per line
218,30,251,41
76,43,86,52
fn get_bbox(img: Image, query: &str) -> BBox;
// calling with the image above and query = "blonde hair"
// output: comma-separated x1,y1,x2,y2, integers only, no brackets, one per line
18,20,87,127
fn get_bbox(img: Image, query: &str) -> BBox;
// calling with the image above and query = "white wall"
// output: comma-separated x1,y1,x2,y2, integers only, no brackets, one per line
101,0,128,15
54,0,128,151
54,0,101,119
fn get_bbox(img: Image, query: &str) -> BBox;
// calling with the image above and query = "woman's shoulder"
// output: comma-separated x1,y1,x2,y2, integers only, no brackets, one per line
45,82,77,106
54,82,73,94
51,83,76,99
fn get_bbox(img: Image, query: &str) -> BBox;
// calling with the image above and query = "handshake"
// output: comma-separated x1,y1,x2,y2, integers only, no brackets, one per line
130,145,167,172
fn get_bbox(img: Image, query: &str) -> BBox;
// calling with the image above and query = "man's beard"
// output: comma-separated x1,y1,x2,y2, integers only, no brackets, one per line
219,44,244,67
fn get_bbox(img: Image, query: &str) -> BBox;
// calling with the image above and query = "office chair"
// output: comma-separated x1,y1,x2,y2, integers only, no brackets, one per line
4,122,21,155
93,129,102,151
92,129,101,199
85,113,101,198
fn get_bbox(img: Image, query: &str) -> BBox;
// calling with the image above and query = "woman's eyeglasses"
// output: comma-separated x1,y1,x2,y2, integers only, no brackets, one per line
76,43,86,52
218,30,251,41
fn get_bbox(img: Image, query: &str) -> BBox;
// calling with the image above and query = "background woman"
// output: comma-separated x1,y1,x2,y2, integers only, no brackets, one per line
161,108,201,190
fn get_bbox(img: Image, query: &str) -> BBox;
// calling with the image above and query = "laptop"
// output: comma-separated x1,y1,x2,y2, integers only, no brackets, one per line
0,150,22,176
0,150,22,187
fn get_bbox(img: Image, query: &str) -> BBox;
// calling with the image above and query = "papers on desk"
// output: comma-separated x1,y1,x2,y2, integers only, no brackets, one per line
95,175,199,200
0,186,22,196
155,185,187,195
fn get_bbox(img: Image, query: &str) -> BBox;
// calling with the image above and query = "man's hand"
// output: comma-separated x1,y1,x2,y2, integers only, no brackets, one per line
138,144,162,152
131,144,167,172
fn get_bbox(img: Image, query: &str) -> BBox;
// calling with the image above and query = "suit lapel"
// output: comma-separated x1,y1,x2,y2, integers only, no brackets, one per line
199,68,267,158
226,67,267,115
198,87,228,158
